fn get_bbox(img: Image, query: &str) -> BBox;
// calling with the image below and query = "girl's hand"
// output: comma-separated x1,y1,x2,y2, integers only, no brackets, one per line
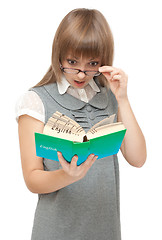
57,152,98,180
99,66,128,102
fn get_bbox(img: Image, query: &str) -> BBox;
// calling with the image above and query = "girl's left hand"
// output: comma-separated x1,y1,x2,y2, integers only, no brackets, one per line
99,66,128,102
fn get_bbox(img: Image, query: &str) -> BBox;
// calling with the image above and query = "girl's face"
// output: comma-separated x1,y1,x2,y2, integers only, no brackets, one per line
61,54,101,88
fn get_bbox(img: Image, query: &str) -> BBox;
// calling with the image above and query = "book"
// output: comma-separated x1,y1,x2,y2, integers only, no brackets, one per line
35,111,126,165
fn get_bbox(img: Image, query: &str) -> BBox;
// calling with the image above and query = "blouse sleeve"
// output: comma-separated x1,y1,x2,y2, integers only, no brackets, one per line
15,90,45,123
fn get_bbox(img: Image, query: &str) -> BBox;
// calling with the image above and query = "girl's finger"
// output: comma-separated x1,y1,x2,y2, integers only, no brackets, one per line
112,75,122,81
71,155,78,165
110,70,120,78
99,66,114,73
57,151,62,160
82,154,95,167
70,155,78,168
90,155,98,166
57,151,69,168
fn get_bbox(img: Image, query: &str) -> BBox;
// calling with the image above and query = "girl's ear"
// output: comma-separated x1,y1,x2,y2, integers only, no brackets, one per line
60,64,63,69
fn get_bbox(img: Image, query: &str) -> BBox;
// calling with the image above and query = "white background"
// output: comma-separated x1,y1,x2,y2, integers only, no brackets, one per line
1,0,162,239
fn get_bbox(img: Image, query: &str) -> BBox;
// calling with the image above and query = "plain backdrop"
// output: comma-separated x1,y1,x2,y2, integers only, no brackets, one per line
1,0,162,239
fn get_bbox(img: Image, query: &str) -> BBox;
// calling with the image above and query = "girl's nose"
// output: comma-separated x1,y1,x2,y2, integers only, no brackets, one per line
77,71,86,79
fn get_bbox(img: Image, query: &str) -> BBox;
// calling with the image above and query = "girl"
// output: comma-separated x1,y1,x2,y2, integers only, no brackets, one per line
16,8,146,240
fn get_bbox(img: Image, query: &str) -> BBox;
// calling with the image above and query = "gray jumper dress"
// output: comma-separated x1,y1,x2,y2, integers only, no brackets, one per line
30,79,121,240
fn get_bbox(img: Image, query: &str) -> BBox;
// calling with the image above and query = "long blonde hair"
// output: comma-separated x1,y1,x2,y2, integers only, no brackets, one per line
34,8,114,87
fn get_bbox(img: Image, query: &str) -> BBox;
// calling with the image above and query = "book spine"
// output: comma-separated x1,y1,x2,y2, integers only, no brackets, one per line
72,141,90,166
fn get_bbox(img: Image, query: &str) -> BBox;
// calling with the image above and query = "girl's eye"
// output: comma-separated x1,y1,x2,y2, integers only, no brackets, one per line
67,59,77,65
89,61,99,67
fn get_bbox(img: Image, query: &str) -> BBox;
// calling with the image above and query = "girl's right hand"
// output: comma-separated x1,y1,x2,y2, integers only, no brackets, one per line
57,152,98,180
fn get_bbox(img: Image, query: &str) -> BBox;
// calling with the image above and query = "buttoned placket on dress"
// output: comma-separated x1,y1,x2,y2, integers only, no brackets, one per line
77,88,89,103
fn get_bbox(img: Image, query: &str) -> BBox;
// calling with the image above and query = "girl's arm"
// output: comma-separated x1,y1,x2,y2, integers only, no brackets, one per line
99,66,147,167
117,97,146,167
18,115,97,194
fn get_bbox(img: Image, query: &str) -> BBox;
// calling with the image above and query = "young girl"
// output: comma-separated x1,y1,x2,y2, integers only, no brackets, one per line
16,8,146,240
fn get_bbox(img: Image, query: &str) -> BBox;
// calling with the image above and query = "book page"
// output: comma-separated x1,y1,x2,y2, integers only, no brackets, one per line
87,122,126,140
88,114,116,132
43,111,85,142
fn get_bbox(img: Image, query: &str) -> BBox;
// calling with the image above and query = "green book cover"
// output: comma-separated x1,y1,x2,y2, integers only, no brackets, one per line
35,128,126,166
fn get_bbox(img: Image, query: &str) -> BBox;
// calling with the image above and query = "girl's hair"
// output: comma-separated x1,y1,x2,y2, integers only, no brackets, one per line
34,8,114,87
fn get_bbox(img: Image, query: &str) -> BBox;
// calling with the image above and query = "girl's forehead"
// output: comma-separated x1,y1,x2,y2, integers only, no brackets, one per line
65,53,101,61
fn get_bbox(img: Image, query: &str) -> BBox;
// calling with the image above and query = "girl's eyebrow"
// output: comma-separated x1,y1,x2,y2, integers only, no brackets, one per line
66,55,100,62
66,55,78,60
89,58,100,61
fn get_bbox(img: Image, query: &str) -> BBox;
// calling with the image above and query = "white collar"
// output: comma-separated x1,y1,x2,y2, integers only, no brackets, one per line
57,75,100,95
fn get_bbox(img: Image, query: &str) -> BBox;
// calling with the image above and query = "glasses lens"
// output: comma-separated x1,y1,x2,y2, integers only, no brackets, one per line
62,67,101,77
86,71,101,77
63,68,78,74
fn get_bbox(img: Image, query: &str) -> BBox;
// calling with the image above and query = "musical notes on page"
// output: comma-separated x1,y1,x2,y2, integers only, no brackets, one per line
43,111,85,142
43,111,118,142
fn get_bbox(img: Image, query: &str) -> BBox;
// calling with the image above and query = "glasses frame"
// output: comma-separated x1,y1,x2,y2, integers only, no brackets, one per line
60,65,101,77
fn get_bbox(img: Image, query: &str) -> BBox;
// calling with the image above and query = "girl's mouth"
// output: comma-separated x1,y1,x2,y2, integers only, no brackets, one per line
74,80,86,87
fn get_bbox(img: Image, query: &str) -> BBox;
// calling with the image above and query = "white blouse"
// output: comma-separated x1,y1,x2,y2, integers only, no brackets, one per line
15,76,100,123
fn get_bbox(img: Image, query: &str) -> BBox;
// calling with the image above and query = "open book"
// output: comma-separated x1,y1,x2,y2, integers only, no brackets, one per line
35,111,126,165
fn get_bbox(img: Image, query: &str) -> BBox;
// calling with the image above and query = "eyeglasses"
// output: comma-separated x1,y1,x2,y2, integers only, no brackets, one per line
60,65,101,77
